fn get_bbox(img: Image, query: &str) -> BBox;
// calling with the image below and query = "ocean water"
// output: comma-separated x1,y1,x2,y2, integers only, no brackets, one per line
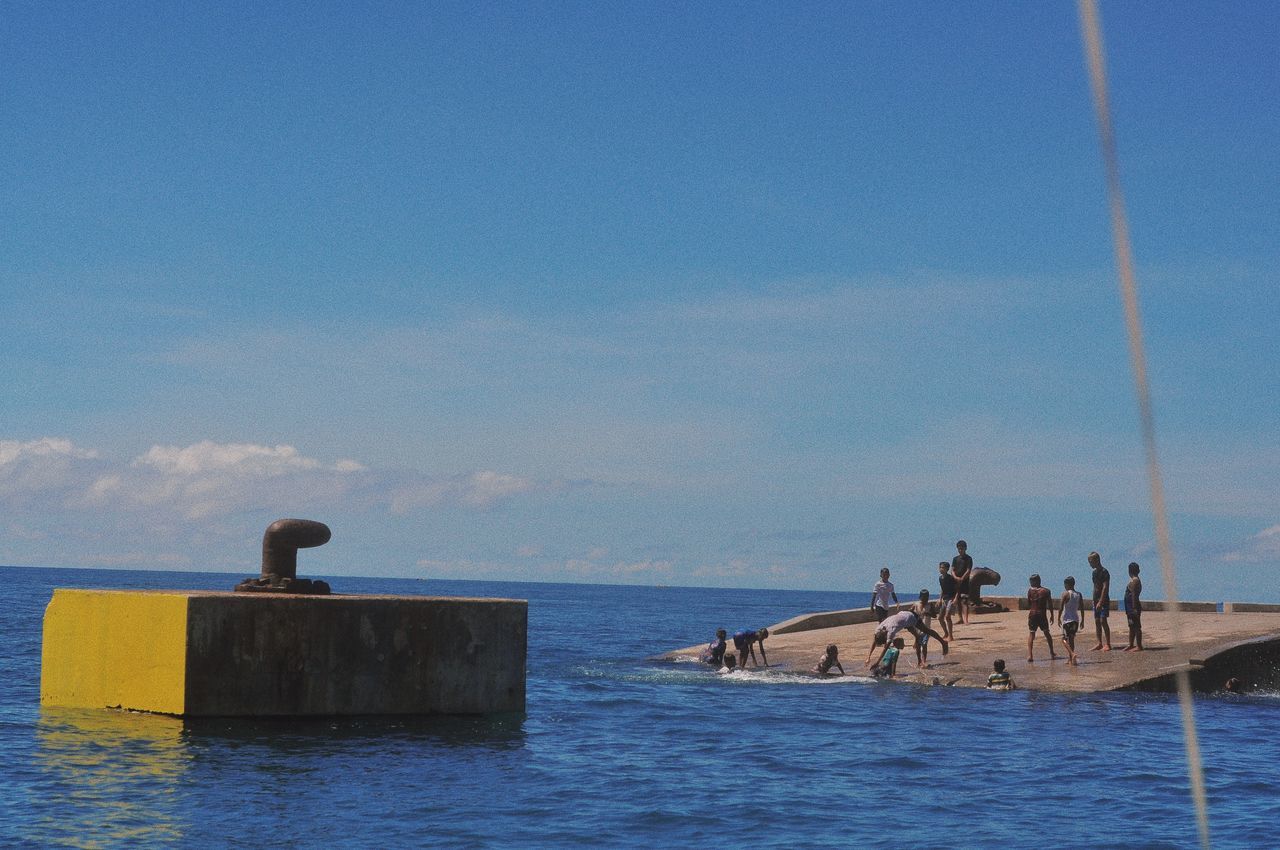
1,567,1277,849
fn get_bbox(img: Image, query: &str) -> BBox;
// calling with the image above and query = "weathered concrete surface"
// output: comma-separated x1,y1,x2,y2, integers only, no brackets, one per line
43,589,527,716
662,608,1280,693
1224,602,1280,614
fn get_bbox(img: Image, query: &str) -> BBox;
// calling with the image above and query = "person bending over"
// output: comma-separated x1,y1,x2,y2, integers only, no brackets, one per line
733,627,770,667
866,610,948,668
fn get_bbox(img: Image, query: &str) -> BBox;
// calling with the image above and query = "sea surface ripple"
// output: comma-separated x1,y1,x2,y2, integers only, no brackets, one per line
1,567,1277,848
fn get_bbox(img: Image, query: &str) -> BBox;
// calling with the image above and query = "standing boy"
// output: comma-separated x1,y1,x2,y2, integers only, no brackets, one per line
1055,577,1085,666
1089,551,1112,651
910,589,934,667
952,540,973,624
937,561,957,640
871,568,900,623
1124,562,1143,652
1026,573,1057,662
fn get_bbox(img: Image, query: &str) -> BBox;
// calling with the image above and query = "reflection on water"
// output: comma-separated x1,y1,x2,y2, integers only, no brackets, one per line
28,709,527,848
32,709,191,848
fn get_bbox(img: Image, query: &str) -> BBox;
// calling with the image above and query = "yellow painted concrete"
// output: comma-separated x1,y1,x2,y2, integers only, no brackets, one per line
41,590,189,714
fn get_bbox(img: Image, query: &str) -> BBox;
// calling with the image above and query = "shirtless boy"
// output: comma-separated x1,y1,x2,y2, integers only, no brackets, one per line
910,589,934,667
1089,551,1112,651
937,561,957,640
1124,562,1144,652
1026,573,1057,662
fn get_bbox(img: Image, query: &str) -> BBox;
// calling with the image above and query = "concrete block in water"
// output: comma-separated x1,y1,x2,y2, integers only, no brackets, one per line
41,589,526,716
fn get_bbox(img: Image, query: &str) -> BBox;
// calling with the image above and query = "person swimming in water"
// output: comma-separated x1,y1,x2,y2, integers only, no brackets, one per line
986,659,1015,690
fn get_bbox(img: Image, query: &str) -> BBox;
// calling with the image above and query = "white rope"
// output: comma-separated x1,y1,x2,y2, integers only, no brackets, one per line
1076,3,1210,847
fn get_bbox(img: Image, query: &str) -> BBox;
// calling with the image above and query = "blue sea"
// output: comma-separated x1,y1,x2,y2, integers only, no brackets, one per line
1,567,1277,849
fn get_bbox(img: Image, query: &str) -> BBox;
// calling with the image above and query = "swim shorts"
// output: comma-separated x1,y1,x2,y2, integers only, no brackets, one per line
1063,621,1080,638
1095,602,1110,618
873,606,889,623
1127,611,1141,629
1028,612,1051,633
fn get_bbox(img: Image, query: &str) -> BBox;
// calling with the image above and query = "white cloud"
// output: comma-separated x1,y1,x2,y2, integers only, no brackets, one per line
0,438,101,502
0,437,98,466
1,436,544,526
132,441,323,475
388,470,536,514
563,557,675,579
1221,524,1280,564
82,441,364,520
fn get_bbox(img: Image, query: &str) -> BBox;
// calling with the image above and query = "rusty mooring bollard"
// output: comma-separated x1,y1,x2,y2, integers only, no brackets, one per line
234,518,333,594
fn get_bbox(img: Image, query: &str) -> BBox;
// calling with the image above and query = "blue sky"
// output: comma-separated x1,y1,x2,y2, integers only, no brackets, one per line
2,2,1277,600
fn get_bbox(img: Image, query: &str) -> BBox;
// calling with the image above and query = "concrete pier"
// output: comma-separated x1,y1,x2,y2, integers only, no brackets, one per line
662,600,1280,692
41,589,527,716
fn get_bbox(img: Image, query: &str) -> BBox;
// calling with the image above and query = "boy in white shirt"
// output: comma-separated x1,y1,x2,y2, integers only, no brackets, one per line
870,568,900,623
1055,576,1085,666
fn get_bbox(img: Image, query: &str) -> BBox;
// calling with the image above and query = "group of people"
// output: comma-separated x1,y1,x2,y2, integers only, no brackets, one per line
697,544,1149,687
868,545,1146,685
699,627,769,673
989,551,1145,690
1022,551,1145,664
